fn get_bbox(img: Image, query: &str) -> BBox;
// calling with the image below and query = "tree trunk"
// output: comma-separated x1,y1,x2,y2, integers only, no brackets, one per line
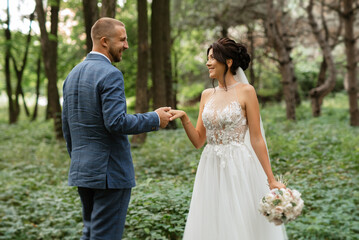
265,0,297,120
173,46,179,108
151,0,167,109
101,0,116,18
32,54,41,121
11,12,34,119
343,0,359,126
163,0,176,129
132,0,149,146
13,63,21,119
35,0,63,139
307,0,336,117
83,0,99,53
317,57,327,87
4,0,16,124
20,87,30,117
279,62,297,120
247,24,256,85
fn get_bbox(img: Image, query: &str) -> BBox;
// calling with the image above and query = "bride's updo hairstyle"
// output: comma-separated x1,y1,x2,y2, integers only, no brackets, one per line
207,37,251,89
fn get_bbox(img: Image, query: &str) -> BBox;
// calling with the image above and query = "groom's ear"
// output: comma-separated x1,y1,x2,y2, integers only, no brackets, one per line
100,37,109,49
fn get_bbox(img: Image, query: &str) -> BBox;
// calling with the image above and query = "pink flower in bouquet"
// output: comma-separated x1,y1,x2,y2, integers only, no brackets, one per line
259,188,304,225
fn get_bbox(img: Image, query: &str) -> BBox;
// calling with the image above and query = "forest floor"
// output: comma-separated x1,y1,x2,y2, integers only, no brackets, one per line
0,92,358,240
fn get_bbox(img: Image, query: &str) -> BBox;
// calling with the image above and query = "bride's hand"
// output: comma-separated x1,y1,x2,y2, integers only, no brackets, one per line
268,180,286,190
169,110,186,121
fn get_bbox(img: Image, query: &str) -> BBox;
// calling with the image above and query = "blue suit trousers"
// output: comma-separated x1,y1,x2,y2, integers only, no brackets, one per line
78,187,131,240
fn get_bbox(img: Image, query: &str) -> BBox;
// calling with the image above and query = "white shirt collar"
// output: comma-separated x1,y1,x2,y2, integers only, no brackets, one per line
90,51,111,63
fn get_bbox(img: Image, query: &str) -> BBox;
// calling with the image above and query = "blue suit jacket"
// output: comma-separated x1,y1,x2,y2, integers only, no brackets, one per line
62,53,159,189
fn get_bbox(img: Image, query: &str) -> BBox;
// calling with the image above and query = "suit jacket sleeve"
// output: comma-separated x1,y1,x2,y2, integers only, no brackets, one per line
62,96,72,157
100,70,159,134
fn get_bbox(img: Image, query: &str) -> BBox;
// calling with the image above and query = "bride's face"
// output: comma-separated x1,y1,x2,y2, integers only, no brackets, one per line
206,49,225,80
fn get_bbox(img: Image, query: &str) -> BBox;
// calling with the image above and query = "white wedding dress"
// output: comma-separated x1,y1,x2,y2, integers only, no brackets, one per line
183,82,287,240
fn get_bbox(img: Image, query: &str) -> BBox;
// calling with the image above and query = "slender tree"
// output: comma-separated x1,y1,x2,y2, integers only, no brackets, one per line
247,24,256,85
306,0,337,117
151,0,167,109
132,0,150,145
83,0,99,53
3,1,33,123
32,53,42,121
163,0,177,129
264,0,298,120
11,12,35,119
342,0,359,126
315,0,359,125
4,0,16,123
314,0,342,94
35,0,63,139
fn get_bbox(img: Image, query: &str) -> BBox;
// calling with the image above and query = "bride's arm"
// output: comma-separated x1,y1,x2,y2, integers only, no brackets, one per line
244,85,285,190
169,90,209,149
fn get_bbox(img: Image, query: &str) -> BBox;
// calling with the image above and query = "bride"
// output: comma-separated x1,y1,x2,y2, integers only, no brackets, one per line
169,38,288,240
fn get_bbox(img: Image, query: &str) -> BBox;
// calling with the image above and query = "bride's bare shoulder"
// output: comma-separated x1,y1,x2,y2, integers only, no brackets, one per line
200,88,215,103
201,88,215,97
202,87,215,94
236,84,258,107
238,83,255,93
237,84,257,99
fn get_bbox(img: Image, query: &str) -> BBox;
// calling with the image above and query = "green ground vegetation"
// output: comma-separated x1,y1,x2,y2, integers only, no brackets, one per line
0,92,358,240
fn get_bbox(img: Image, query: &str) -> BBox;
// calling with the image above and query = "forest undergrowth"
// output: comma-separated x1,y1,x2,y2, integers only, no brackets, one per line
0,92,358,240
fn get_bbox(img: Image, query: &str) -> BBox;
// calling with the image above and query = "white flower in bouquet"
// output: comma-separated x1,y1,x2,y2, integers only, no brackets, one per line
259,188,304,225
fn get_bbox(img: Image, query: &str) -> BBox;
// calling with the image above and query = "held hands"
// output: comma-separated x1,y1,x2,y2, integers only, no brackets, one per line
155,107,172,128
155,108,190,129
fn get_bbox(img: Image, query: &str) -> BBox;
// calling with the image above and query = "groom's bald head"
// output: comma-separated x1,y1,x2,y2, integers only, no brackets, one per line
91,17,125,44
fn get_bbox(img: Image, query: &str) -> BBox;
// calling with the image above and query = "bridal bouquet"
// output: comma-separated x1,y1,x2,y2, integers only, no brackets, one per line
259,188,304,225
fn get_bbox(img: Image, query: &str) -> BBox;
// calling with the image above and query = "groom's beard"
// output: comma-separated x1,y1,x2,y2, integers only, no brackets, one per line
109,46,123,63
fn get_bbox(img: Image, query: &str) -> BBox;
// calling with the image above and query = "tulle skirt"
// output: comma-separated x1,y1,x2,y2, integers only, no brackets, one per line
183,143,287,240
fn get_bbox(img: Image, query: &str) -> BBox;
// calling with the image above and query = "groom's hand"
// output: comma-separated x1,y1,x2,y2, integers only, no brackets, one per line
155,107,172,128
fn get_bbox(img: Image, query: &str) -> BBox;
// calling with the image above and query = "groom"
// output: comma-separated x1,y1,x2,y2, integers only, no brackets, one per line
62,17,172,239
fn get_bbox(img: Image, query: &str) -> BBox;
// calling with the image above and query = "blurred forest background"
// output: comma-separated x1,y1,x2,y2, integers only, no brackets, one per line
0,0,359,239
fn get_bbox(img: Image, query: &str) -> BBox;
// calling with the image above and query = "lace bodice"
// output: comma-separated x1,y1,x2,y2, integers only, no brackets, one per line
202,83,248,145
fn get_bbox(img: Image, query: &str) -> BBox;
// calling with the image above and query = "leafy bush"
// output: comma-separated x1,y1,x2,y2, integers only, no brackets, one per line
124,180,192,240
0,121,82,240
